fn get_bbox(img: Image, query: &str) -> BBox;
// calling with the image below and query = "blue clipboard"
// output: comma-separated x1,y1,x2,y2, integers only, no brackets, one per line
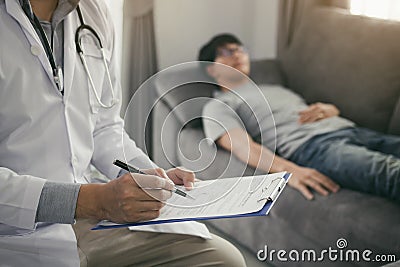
92,173,290,230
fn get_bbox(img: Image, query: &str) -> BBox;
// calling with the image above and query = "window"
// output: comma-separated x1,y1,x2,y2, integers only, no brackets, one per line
350,0,400,21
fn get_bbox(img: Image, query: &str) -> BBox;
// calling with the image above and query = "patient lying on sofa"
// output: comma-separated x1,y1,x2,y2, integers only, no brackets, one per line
199,33,400,203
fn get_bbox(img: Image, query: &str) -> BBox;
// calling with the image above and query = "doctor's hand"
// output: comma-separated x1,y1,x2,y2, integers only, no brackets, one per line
139,167,195,190
298,102,340,124
141,166,196,190
165,167,196,190
286,165,340,200
76,173,174,223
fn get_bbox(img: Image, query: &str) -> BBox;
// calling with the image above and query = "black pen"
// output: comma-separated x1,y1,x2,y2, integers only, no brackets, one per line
113,160,195,199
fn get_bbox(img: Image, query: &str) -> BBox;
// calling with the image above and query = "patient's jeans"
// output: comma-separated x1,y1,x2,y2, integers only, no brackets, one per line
289,127,400,203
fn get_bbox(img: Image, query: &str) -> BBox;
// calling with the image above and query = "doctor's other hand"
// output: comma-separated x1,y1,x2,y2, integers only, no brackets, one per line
76,173,174,223
142,166,196,189
286,165,340,200
166,167,196,190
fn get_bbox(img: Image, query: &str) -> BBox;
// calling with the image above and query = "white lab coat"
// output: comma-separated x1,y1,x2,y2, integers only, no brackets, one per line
0,0,209,266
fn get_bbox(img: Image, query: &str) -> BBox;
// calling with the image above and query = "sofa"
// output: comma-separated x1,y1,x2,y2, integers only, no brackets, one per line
152,6,400,267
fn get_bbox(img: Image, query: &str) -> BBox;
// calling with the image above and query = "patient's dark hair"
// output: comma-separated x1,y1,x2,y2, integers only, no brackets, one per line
198,33,242,63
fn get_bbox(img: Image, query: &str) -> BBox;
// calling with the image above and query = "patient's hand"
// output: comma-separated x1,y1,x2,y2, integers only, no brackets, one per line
287,165,340,200
298,102,340,124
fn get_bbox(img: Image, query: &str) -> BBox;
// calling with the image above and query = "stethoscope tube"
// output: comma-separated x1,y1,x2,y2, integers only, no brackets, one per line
20,1,117,108
75,6,116,109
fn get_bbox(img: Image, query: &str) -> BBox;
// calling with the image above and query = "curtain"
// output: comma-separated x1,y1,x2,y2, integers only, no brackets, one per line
122,0,157,156
277,0,350,59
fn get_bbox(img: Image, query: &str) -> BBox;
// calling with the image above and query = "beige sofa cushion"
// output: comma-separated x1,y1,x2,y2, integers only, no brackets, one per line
282,7,400,133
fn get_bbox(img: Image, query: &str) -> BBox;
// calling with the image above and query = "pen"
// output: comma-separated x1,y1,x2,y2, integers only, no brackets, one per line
113,159,195,200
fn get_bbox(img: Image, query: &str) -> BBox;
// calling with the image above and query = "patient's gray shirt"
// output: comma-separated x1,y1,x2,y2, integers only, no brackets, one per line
202,83,354,158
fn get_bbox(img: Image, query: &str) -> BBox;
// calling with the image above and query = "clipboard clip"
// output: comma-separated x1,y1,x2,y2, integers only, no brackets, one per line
257,177,286,202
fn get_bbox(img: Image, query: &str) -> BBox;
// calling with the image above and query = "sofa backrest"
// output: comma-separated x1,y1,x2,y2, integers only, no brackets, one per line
154,63,215,129
154,60,285,129
281,7,400,134
152,60,285,168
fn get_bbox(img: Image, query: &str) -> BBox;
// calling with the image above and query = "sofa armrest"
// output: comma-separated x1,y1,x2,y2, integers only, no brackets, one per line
388,98,400,135
152,100,182,169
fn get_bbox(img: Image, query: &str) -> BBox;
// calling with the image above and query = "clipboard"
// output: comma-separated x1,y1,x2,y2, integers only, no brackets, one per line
92,172,291,230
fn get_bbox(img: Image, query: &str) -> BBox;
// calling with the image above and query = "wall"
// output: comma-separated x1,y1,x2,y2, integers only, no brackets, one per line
104,0,124,77
154,0,279,70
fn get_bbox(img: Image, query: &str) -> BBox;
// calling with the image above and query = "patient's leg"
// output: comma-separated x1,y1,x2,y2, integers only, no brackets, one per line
289,129,400,203
352,127,400,159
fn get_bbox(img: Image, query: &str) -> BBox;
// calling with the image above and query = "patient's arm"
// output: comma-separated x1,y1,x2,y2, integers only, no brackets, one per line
216,128,340,200
298,102,340,124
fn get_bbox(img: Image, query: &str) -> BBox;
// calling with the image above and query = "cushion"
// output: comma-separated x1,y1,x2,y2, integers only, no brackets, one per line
282,7,400,133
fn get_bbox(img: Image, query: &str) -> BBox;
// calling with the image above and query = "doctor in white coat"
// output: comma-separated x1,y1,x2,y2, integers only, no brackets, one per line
0,0,246,266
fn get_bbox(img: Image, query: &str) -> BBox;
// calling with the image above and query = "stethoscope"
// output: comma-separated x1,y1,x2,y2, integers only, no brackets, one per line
20,0,117,108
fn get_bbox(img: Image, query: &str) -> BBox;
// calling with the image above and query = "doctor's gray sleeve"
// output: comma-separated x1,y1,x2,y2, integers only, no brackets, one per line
35,181,81,224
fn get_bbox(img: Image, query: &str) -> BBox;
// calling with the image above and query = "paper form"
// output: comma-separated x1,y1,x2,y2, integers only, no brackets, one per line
98,172,287,227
